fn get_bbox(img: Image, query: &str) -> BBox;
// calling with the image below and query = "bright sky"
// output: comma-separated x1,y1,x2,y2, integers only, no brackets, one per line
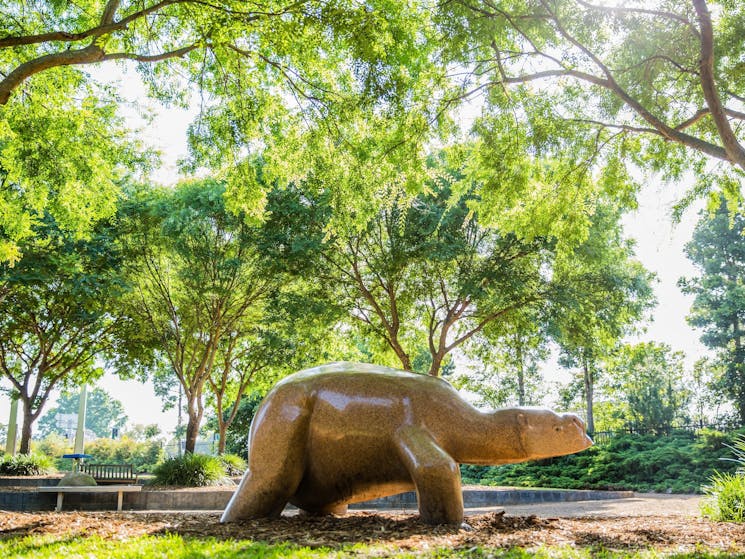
0,65,711,439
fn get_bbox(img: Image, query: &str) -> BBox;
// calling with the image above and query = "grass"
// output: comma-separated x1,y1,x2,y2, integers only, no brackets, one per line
0,534,743,559
700,434,745,521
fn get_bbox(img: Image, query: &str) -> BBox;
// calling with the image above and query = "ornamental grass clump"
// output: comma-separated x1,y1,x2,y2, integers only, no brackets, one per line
151,453,228,487
219,453,247,476
0,453,55,476
701,435,745,522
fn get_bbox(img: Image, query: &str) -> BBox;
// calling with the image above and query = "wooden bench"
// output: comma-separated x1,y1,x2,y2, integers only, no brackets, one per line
38,485,142,512
79,463,139,485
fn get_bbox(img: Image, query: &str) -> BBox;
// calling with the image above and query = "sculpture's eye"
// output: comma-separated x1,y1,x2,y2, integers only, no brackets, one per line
555,426,562,432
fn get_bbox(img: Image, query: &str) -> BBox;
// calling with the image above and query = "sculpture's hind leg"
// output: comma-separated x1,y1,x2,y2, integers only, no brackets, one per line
394,425,464,525
220,393,311,523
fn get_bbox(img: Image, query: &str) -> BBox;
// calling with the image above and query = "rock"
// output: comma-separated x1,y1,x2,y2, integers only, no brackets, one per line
59,472,97,486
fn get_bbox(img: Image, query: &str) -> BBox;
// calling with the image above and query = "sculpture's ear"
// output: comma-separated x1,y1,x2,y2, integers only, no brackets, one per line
516,412,528,427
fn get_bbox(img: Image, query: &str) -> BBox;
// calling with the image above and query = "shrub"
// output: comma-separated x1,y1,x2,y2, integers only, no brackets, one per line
85,437,164,473
701,434,745,522
696,428,729,452
219,453,247,476
151,453,228,486
33,433,73,471
33,434,164,473
0,453,55,475
701,472,745,521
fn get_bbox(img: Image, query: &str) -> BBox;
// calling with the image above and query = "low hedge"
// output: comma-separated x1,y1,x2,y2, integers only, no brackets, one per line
461,429,745,494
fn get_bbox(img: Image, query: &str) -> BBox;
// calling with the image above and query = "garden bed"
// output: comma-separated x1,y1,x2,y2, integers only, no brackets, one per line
0,510,743,552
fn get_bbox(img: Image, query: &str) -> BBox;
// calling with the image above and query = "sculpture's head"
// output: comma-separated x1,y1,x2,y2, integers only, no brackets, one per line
516,409,593,460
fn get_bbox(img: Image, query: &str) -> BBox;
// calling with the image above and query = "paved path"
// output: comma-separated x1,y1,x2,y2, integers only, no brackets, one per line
369,494,702,519
75,491,701,519
467,493,702,518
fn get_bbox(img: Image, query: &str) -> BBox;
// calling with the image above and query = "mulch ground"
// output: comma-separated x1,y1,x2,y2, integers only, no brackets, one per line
1,511,744,552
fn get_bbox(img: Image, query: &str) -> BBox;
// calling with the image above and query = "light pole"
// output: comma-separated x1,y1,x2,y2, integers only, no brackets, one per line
177,384,183,457
5,392,18,455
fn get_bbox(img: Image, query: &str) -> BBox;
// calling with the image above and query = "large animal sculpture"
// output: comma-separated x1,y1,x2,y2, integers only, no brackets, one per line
221,362,593,525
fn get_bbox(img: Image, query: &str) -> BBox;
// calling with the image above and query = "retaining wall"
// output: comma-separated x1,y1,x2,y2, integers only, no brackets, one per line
0,477,633,512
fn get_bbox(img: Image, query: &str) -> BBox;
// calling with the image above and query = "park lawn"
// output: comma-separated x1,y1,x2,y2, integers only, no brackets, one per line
0,534,743,559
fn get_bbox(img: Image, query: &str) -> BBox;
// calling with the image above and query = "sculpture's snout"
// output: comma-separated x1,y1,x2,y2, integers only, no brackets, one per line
564,413,593,449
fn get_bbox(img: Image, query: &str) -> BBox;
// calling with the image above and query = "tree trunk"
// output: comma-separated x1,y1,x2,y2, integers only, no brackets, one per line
184,415,200,454
19,403,34,455
217,423,227,455
583,357,595,435
733,325,745,426
395,346,413,372
184,396,203,454
428,351,444,376
517,344,525,406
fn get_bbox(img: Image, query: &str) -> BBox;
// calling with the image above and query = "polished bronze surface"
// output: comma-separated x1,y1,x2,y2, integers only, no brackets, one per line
221,362,593,525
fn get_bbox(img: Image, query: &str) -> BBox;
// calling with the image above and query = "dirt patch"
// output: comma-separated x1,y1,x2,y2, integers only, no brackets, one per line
1,511,743,552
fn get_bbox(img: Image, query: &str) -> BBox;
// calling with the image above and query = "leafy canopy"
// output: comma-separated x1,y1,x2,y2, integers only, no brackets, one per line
438,0,745,207
0,76,150,263
0,1,444,262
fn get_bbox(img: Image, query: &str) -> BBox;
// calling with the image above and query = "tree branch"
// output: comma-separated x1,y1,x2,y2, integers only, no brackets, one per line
490,0,735,165
0,44,105,105
0,0,182,49
100,44,201,64
693,0,745,168
574,0,700,38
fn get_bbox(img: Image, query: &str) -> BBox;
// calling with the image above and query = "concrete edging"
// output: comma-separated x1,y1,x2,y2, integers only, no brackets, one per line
0,482,633,513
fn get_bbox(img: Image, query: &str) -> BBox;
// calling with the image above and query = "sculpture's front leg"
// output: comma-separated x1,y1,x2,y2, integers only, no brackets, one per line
221,393,311,523
394,426,464,525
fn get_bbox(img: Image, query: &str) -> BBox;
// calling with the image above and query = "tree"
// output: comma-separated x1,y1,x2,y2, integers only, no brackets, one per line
550,202,656,434
0,1,433,106
312,163,554,376
37,387,128,439
690,357,729,426
116,179,278,454
124,423,162,442
205,391,263,458
680,196,745,424
605,342,691,433
437,1,745,314
0,217,128,453
453,310,548,408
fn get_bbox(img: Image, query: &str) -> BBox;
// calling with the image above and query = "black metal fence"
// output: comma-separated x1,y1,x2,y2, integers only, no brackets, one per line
591,422,738,446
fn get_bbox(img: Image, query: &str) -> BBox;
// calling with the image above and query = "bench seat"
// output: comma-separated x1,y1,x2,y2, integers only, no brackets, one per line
79,463,139,485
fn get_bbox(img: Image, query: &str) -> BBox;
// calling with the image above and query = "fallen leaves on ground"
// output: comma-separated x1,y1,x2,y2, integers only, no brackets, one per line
0,511,742,552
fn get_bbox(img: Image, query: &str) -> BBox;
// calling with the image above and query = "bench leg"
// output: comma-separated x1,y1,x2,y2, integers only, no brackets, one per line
55,492,64,512
117,490,123,512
